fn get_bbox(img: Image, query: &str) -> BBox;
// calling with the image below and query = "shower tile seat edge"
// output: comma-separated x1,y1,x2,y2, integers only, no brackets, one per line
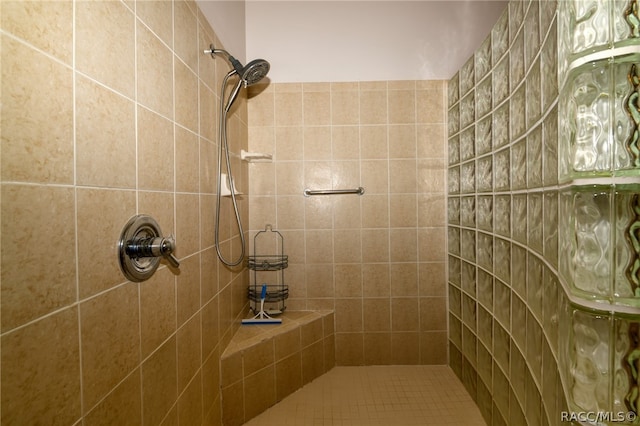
220,310,336,426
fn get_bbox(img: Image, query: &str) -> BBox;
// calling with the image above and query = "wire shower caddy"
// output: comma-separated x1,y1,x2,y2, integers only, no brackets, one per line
247,224,288,314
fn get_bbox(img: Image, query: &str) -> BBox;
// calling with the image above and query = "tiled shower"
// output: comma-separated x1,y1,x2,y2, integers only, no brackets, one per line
3,0,640,425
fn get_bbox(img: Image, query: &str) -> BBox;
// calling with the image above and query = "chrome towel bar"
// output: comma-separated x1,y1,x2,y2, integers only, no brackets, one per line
303,187,365,197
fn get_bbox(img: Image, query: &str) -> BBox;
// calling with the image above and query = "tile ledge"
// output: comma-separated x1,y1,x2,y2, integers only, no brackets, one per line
221,310,334,358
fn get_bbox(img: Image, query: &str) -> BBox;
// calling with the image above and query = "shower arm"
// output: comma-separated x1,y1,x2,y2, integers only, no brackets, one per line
206,47,248,108
204,46,231,60
205,46,245,81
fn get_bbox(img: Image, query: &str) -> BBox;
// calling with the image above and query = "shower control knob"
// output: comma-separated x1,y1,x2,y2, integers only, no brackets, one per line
159,237,180,268
118,215,180,282
125,236,180,269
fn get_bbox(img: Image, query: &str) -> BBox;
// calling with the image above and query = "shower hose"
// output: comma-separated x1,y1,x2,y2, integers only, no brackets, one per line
214,71,246,267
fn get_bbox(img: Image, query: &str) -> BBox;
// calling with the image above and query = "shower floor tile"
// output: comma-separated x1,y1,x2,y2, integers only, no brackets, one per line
243,365,486,425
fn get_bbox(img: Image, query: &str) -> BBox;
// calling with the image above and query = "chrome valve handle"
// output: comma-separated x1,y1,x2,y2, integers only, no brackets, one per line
125,236,180,268
118,215,180,282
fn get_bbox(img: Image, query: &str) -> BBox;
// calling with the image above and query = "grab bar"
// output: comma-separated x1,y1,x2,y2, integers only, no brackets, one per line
303,187,365,197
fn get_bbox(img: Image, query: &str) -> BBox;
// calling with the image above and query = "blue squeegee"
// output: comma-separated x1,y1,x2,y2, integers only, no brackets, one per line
241,284,282,325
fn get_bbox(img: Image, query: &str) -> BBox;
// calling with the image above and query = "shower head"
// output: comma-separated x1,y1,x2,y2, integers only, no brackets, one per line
221,61,269,113
205,45,270,86
240,59,270,86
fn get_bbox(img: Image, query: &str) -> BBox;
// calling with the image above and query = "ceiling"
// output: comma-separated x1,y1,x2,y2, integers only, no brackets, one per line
198,1,508,83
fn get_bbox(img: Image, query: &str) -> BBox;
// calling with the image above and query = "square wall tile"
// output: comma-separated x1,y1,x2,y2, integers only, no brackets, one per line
76,1,135,97
1,36,74,184
80,283,140,409
76,76,136,188
1,185,76,331
1,307,80,425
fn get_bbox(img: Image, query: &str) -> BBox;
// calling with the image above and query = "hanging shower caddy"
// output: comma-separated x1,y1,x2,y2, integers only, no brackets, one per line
247,224,288,314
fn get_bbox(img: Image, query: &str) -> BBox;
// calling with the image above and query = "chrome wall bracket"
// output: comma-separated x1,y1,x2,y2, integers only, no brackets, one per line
118,214,180,282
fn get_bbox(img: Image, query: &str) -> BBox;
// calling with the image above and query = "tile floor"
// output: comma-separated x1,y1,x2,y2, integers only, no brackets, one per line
243,365,486,425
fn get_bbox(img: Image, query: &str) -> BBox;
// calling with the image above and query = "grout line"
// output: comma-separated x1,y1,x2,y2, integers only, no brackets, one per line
70,0,87,418
131,1,146,421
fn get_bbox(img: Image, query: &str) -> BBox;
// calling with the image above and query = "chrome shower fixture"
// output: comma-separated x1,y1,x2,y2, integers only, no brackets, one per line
205,44,271,267
204,45,270,87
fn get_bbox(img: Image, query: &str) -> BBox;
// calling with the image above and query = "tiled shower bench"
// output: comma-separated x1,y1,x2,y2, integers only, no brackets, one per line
220,310,335,425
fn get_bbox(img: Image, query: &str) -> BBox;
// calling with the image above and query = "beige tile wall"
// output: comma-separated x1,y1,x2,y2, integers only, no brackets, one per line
1,0,248,424
247,80,448,365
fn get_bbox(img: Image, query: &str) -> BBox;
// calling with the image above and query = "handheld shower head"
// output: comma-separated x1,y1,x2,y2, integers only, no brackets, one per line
204,45,271,267
221,59,269,113
240,59,270,86
204,45,270,86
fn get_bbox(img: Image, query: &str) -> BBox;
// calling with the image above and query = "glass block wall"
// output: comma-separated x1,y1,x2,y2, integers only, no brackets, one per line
448,1,640,425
